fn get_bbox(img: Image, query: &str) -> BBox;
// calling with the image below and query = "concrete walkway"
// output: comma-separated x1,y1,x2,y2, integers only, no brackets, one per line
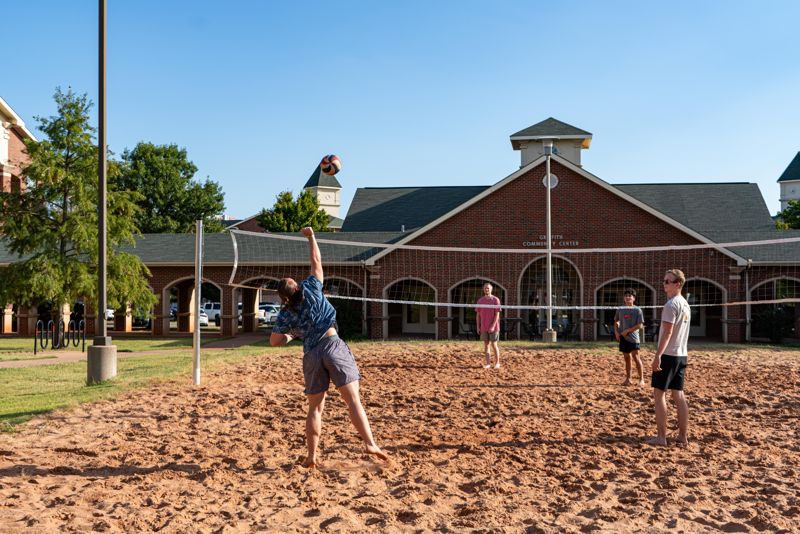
0,333,267,369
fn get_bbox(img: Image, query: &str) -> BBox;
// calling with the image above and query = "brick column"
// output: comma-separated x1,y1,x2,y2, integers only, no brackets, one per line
17,306,38,337
177,281,196,333
113,304,133,332
221,286,238,337
0,304,13,334
241,288,258,333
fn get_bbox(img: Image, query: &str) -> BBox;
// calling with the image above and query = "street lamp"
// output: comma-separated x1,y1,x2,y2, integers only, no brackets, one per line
87,0,117,383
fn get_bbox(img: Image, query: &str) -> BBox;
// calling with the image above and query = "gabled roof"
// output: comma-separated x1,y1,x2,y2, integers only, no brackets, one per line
510,117,591,149
342,186,490,232
359,156,768,265
304,165,342,189
777,152,800,183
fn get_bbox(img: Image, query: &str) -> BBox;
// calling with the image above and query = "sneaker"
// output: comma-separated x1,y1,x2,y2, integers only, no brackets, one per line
494,363,501,369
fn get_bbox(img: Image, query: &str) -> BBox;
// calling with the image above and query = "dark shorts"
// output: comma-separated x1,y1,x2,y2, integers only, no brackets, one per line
651,355,687,391
619,338,640,353
303,335,361,395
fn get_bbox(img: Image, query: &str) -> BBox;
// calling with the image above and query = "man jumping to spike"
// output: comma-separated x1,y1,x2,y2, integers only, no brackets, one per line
270,227,388,468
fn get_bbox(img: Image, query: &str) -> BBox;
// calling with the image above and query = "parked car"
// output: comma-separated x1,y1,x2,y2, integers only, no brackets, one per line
259,303,279,324
198,309,209,327
202,302,221,322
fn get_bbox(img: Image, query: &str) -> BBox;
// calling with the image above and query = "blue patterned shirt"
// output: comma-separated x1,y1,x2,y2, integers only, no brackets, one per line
273,275,337,353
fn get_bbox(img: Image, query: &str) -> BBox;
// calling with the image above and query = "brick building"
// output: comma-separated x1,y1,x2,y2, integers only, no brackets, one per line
2,117,799,342
0,97,34,195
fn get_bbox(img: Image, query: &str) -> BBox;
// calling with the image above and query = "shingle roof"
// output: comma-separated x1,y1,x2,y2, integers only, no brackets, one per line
510,117,592,139
614,182,800,262
614,183,775,236
342,186,490,232
328,215,344,229
304,165,342,189
0,232,405,266
777,152,800,183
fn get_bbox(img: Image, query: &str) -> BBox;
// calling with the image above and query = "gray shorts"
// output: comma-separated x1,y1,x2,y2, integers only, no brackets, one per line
481,331,500,342
303,335,361,395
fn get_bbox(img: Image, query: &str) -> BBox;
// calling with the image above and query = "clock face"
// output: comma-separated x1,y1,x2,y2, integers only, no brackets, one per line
320,192,333,203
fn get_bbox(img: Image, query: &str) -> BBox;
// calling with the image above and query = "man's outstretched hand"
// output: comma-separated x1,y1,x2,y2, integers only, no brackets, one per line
302,227,314,238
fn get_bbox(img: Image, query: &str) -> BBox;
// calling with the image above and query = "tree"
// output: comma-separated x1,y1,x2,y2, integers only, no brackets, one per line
0,88,157,316
113,142,226,233
257,190,331,232
776,200,800,229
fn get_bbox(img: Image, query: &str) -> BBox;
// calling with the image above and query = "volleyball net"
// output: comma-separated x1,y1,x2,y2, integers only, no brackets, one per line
228,229,800,340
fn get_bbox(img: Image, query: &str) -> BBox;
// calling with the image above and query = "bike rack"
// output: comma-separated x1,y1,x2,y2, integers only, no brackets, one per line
34,319,86,355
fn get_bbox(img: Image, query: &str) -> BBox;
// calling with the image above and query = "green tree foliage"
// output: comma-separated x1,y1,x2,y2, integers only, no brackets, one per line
776,200,800,229
257,190,330,232
113,142,225,233
0,88,157,315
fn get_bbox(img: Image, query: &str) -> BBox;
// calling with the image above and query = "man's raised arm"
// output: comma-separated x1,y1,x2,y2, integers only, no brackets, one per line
302,227,323,283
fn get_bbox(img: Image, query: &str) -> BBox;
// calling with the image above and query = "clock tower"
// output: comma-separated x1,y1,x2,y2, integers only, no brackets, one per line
303,163,342,218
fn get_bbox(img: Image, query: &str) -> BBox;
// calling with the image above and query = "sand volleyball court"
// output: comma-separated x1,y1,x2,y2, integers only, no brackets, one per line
1,341,798,532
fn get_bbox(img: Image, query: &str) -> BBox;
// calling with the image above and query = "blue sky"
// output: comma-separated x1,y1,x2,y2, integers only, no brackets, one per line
4,1,800,219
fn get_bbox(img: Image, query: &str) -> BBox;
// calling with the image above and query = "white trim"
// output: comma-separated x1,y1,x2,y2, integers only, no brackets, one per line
0,96,37,141
516,254,584,340
685,277,728,342
447,277,507,339
366,154,747,266
381,277,438,341
593,277,658,341
323,275,365,294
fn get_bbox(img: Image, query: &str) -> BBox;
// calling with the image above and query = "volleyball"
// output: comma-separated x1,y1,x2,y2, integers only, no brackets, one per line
320,154,342,176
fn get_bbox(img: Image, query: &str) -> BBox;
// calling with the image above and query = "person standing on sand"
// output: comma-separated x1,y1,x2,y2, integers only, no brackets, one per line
615,288,645,386
648,269,691,446
270,227,388,468
476,283,502,369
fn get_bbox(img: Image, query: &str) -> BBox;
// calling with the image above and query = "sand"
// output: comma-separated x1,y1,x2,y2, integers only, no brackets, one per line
0,342,798,533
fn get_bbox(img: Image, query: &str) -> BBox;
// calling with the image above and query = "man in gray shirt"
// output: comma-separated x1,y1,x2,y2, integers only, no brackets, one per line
649,269,691,446
614,288,645,386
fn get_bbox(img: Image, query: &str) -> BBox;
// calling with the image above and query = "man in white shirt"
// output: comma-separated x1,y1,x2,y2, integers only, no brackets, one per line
649,269,691,446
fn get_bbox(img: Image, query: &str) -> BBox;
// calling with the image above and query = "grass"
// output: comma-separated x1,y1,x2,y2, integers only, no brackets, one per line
0,336,234,362
0,340,282,431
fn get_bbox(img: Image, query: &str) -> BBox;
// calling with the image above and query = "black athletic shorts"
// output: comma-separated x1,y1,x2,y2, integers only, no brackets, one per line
651,355,687,391
618,338,640,353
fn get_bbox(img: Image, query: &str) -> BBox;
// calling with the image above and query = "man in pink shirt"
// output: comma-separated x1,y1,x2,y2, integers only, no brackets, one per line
476,283,502,368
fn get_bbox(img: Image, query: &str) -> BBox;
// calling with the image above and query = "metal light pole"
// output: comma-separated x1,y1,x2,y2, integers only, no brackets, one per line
87,0,117,383
543,139,557,342
193,220,203,386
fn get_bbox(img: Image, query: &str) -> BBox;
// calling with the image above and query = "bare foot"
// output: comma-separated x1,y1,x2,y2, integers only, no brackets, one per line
365,444,389,462
622,378,632,386
646,436,667,446
638,379,645,386
676,436,689,447
302,456,317,469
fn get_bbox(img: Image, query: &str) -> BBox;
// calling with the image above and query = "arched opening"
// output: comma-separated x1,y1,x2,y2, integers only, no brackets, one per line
520,257,581,336
595,279,656,338
684,279,725,340
750,278,800,343
164,279,223,335
230,278,280,334
323,277,365,339
449,279,506,338
384,279,436,338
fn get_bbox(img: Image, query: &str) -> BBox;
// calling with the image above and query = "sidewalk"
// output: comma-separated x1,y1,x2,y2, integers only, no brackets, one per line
0,333,267,369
